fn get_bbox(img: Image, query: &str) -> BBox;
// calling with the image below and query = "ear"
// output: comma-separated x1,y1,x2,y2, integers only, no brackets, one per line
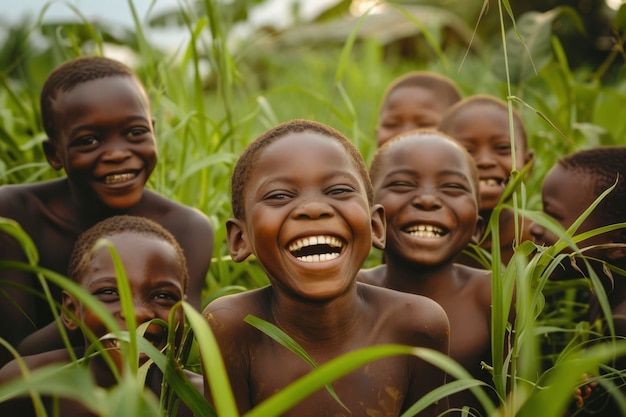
61,290,81,331
370,204,386,250
43,139,63,171
226,218,253,262
470,215,486,245
151,118,157,131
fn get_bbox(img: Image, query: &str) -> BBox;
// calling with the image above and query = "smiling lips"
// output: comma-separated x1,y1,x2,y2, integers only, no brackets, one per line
404,224,446,238
104,171,137,185
288,235,344,262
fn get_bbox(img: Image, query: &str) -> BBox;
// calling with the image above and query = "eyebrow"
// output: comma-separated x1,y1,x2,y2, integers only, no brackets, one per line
68,115,151,138
384,168,471,181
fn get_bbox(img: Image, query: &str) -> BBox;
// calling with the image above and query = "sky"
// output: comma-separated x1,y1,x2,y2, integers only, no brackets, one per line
0,0,340,55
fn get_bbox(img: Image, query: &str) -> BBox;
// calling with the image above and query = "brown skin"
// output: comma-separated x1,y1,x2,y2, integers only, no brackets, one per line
440,102,533,268
531,165,626,415
0,232,201,417
377,85,452,147
359,133,493,414
204,132,450,416
0,76,213,366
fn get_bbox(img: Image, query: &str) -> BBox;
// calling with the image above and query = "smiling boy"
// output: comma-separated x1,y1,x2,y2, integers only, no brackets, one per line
0,215,200,417
376,71,462,147
359,130,494,414
438,95,534,267
203,119,450,417
0,56,213,365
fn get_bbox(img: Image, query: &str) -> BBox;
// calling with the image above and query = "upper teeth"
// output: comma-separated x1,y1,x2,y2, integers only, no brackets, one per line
479,179,503,187
105,172,136,184
288,235,342,252
288,235,343,263
405,224,444,238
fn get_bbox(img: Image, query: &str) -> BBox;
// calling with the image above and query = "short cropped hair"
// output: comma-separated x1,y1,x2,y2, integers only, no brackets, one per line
438,94,528,150
68,215,189,292
369,129,480,204
40,56,143,140
231,119,373,220
379,71,462,112
558,146,626,226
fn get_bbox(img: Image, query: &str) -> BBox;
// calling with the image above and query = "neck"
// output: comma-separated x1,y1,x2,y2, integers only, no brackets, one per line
383,254,456,298
268,284,363,344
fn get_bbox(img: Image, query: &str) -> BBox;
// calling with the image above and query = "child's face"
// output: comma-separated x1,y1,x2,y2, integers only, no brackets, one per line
64,232,184,368
377,86,447,147
372,135,480,266
531,165,608,251
45,76,157,210
443,104,530,212
228,132,384,301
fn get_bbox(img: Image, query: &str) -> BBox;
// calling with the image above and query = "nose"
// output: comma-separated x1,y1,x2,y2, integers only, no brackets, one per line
529,221,545,245
101,136,132,162
291,198,333,220
119,301,156,324
473,146,497,168
412,190,442,211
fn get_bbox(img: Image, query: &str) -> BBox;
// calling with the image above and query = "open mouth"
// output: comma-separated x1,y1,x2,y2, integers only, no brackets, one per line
403,224,447,238
479,178,505,188
288,235,344,262
102,171,138,185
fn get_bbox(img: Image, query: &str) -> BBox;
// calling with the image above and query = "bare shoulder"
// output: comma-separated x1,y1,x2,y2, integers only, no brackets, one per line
143,191,213,235
456,264,492,303
203,287,270,336
356,265,386,286
0,181,62,218
358,283,449,348
0,349,72,384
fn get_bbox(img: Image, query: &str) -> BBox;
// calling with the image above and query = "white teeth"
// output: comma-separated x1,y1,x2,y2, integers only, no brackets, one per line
479,179,503,187
105,172,136,184
288,235,343,252
297,252,340,262
405,224,444,238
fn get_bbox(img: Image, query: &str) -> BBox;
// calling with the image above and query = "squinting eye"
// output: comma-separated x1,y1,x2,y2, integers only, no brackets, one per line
71,136,99,148
127,127,149,139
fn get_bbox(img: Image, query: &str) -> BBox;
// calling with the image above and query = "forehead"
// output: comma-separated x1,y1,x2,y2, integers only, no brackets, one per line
542,165,597,214
386,135,473,170
84,233,182,281
258,131,354,168
384,85,441,108
52,76,148,115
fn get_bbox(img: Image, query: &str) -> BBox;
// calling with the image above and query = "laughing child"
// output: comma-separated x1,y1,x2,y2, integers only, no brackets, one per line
376,71,462,147
439,95,534,268
203,119,450,417
0,56,214,365
0,215,201,417
359,130,494,414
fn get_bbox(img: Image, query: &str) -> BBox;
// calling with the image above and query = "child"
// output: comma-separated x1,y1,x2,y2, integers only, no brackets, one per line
0,56,214,365
376,71,462,147
0,215,201,417
203,119,450,416
359,130,494,414
439,94,534,268
530,146,626,416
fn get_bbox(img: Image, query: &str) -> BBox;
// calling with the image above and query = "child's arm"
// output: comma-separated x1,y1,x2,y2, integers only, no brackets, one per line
403,299,451,416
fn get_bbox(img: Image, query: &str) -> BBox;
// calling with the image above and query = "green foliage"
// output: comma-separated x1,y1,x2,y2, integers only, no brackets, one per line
1,0,626,416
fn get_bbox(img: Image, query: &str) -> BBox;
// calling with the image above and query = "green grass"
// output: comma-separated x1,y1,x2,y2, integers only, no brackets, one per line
1,0,626,415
